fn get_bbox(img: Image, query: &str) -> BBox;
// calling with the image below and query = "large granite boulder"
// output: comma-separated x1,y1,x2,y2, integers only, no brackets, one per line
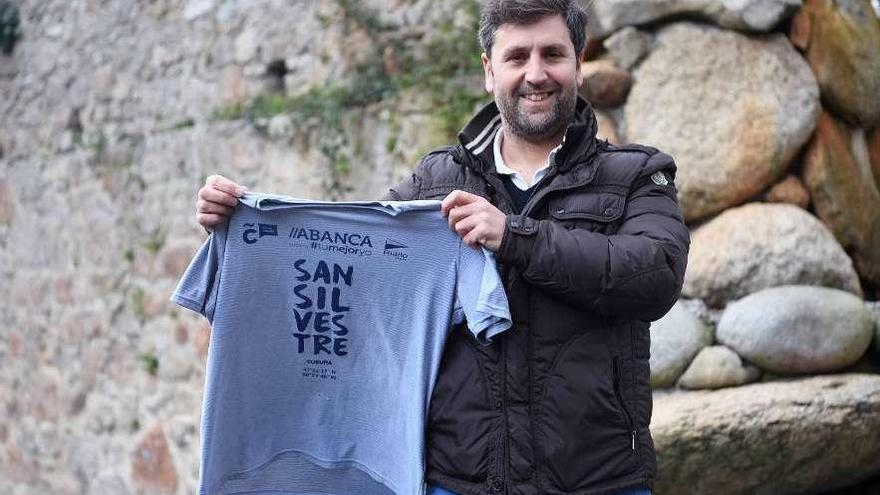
763,174,809,209
650,301,713,388
683,203,862,306
652,374,880,495
594,110,620,144
790,0,880,128
579,60,632,108
677,345,760,390
602,26,652,70
803,111,880,289
870,127,880,188
716,286,873,374
868,301,880,353
624,23,819,221
588,0,802,38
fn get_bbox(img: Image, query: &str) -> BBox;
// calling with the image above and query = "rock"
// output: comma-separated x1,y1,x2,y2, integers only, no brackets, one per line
677,297,720,328
72,442,101,485
790,0,880,128
89,475,132,495
870,127,880,189
267,114,294,139
234,28,259,64
159,239,202,279
683,203,862,306
3,444,38,483
0,179,13,225
175,323,189,345
92,65,115,102
194,320,211,358
652,374,880,495
803,111,880,289
717,286,873,374
218,65,248,105
763,174,809,209
0,51,20,79
650,301,713,388
45,23,64,39
603,26,652,70
588,0,802,38
579,60,632,108
157,346,194,381
183,0,214,21
48,472,82,493
624,23,819,221
868,301,880,353
131,424,178,495
168,414,198,450
868,127,880,188
594,109,620,144
149,45,182,71
677,345,760,390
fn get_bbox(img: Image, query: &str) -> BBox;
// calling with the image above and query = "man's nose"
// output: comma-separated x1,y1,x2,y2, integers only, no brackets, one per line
524,56,549,86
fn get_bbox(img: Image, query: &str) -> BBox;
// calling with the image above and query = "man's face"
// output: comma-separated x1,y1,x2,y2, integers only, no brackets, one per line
482,15,583,141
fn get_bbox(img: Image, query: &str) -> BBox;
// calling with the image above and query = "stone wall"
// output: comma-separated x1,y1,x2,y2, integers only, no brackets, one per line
1,0,879,494
0,0,472,492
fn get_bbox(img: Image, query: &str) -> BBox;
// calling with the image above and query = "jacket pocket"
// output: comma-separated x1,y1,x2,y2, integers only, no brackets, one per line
548,190,625,233
538,334,640,492
612,355,637,451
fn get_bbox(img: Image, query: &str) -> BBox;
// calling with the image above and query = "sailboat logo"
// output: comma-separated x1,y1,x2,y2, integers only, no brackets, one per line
383,239,408,250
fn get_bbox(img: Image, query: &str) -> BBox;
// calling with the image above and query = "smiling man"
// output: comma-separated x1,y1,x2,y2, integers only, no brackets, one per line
194,1,689,494
385,1,689,494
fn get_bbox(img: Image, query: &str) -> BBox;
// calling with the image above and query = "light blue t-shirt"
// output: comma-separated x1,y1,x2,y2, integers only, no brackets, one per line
171,193,512,495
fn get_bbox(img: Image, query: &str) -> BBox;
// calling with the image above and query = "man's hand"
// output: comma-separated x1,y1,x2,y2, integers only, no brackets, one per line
441,190,506,251
196,175,247,231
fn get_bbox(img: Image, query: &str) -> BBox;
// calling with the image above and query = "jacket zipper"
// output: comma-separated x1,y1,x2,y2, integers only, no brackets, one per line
461,157,513,493
612,356,637,451
520,154,556,217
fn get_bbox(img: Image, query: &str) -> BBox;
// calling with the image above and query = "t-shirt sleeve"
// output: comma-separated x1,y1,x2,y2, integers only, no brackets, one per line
452,242,512,345
170,223,227,322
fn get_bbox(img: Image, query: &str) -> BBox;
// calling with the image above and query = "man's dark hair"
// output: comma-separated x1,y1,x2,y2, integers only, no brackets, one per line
478,0,589,58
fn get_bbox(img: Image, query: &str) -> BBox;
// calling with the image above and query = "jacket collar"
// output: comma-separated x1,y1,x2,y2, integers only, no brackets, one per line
456,96,599,175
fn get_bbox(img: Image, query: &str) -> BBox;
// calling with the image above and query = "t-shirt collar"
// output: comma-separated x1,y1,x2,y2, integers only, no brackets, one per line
492,128,564,190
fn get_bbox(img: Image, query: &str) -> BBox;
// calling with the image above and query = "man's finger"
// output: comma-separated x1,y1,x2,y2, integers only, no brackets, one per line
207,175,247,197
446,202,481,230
197,212,226,228
200,185,240,208
197,199,233,215
462,223,484,248
453,215,478,239
441,190,482,216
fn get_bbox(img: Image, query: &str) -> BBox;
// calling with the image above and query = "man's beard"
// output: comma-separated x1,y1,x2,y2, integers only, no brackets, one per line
496,83,577,140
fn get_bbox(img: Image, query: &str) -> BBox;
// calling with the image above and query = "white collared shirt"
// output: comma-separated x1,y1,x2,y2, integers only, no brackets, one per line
492,128,562,191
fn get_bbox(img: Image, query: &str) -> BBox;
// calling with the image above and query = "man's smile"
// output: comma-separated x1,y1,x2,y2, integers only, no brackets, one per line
520,91,553,102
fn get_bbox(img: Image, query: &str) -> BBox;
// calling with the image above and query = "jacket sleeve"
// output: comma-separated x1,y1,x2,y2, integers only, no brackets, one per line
494,151,690,322
382,171,421,201
383,146,458,201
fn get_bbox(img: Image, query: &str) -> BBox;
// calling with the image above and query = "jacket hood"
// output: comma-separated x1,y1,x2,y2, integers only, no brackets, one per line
456,95,600,174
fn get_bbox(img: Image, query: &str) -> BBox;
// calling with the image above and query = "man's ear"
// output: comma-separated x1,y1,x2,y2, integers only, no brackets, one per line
575,49,585,88
481,52,494,94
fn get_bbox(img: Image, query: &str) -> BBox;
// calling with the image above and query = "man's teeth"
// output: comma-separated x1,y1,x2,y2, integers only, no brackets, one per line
523,93,550,101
